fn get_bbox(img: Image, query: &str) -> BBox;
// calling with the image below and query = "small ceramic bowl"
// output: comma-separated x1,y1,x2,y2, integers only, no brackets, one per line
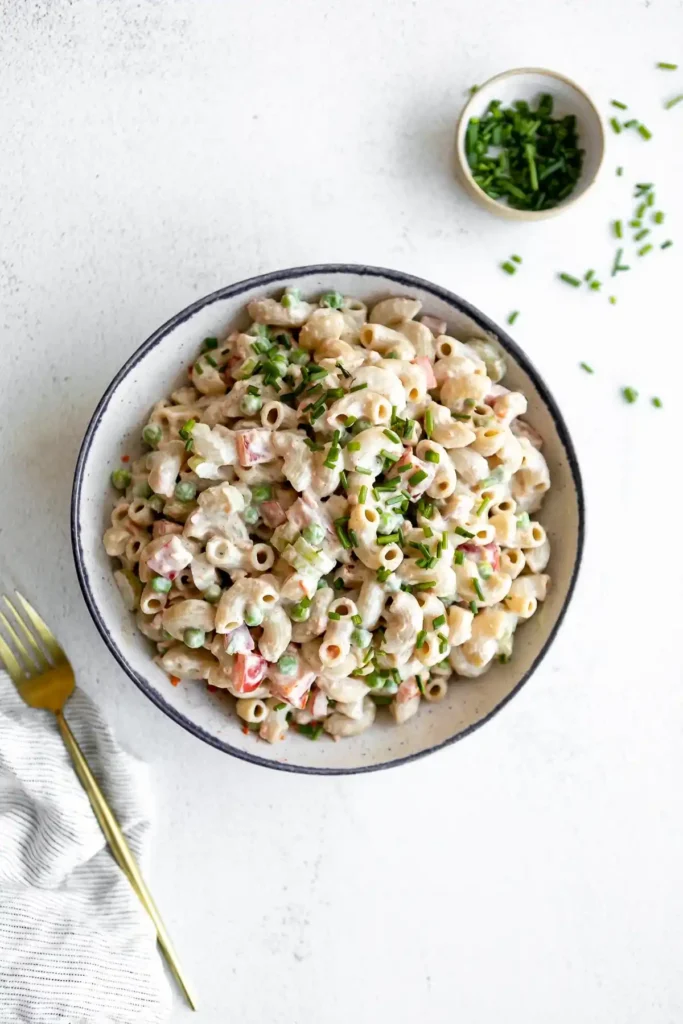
455,68,605,220
72,265,584,775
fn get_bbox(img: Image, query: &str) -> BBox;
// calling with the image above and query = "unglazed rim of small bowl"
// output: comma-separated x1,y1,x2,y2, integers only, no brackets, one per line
455,67,605,221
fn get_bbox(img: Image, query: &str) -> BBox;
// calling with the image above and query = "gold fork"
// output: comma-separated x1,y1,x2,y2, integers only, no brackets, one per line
0,590,196,1011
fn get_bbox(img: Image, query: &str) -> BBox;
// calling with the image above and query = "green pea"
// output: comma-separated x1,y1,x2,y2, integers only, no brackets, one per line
289,348,310,365
243,506,260,525
183,627,205,648
148,495,165,513
251,485,272,503
142,423,162,448
289,601,311,622
280,288,301,309
319,291,344,309
278,654,298,674
302,523,324,548
150,576,172,594
132,480,152,498
111,468,131,491
203,584,222,604
244,604,264,627
351,628,371,649
240,393,263,416
175,481,197,502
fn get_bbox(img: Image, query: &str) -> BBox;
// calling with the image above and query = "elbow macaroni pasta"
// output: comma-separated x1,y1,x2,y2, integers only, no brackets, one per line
103,287,553,743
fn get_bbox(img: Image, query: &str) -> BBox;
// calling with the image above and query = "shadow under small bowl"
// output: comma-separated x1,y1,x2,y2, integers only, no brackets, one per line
455,67,605,220
72,264,585,775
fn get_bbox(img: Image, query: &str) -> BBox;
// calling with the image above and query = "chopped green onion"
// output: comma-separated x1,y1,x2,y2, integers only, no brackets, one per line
469,601,478,615
636,202,647,218
424,409,434,438
355,466,372,475
424,450,440,464
609,295,617,305
347,441,361,452
433,614,446,629
339,470,349,491
613,220,623,239
661,240,673,249
580,362,594,374
616,166,623,175
202,337,218,350
476,497,490,516
403,419,415,440
653,211,665,224
377,533,398,546
336,361,351,378
501,261,517,275
665,95,683,109
657,62,678,69
409,469,428,486
511,254,522,264
611,100,628,110
298,722,324,740
328,611,341,621
151,576,172,594
455,526,474,538
471,577,485,601
358,485,368,504
412,581,436,592
320,290,344,309
638,244,653,256
609,117,622,134
416,629,427,649
507,310,519,325
454,549,464,565
335,522,351,549
559,272,581,287
193,361,203,375
273,702,287,711
651,396,663,408
383,428,400,443
589,280,601,291
179,418,196,440
584,269,595,282
350,383,367,393
634,228,650,242
376,568,392,582
622,386,638,404
637,124,652,140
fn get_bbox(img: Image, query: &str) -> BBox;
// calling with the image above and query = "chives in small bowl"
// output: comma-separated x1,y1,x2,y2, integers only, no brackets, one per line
456,68,605,220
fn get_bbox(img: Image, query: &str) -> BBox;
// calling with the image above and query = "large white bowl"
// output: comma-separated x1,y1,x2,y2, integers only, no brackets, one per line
71,265,584,775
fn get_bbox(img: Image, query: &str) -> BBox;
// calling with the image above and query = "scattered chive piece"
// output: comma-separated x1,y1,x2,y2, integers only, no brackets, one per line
358,485,368,504
636,202,647,218
339,470,349,491
637,124,652,140
377,568,391,582
665,95,683,109
580,362,594,374
501,261,516,275
471,577,485,601
611,248,624,276
469,600,478,615
424,409,434,439
273,702,287,711
616,166,623,176
638,244,653,256
455,526,474,539
653,211,664,224
611,100,628,110
507,310,519,325
298,722,324,740
651,396,663,408
584,269,595,281
433,614,446,629
383,428,400,443
657,62,678,69
454,549,465,565
609,117,622,134
661,240,673,249
622,386,638,404
623,119,637,128
350,383,367,393
614,220,623,239
476,497,491,516
609,296,617,304
424,450,440,464
356,466,372,475
629,219,642,228
559,272,581,287
511,254,522,264
335,522,351,549
412,581,436,592
416,629,427,649
328,611,341,621
646,192,655,207
634,229,650,241
347,441,361,452
589,280,601,291
348,529,359,547
376,533,399,546
409,469,428,486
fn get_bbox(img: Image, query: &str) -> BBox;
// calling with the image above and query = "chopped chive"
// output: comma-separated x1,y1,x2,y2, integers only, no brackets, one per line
653,211,664,224
665,95,683,109
409,469,428,486
657,62,678,69
636,202,647,218
611,99,628,109
412,581,436,592
507,310,519,325
589,280,601,291
350,383,367,393
469,600,478,615
511,254,522,264
651,396,663,408
661,240,673,249
424,409,434,438
611,248,624,276
339,470,349,491
634,228,650,241
613,220,623,239
203,337,218,350
204,354,217,367
584,269,595,281
616,166,623,176
638,244,653,256
348,529,359,547
623,119,638,128
395,462,412,474
273,702,287,711
358,485,368,504
559,272,581,287
580,362,594,374
637,124,652,140
501,261,517,275
455,526,475,538
646,192,655,207
347,441,361,452
383,429,400,443
454,549,464,565
377,568,391,582
416,629,427,649
622,386,638,404
336,361,351,378
471,577,485,601
433,614,446,629
328,611,341,621
422,525,433,538
356,466,372,475
476,497,491,516
403,419,415,440
609,295,617,304
335,522,351,549
438,634,449,655
298,722,324,740
424,450,440,464
376,533,399,546
609,117,622,134
629,219,642,228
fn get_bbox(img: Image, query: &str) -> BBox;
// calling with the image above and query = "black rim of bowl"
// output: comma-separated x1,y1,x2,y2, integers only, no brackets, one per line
71,263,585,775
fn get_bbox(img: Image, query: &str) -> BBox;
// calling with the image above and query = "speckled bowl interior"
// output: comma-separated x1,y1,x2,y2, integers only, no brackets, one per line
72,264,584,774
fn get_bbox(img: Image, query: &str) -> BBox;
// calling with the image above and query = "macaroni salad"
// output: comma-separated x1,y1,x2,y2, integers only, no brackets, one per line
104,288,551,743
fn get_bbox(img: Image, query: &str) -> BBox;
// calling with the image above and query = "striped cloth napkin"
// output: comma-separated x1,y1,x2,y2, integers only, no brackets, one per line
0,672,171,1023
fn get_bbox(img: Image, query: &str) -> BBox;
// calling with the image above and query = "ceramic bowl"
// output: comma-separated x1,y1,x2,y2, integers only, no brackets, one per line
455,68,605,220
71,264,584,774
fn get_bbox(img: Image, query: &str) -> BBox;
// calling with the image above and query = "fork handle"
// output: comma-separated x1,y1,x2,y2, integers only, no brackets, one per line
55,710,196,1011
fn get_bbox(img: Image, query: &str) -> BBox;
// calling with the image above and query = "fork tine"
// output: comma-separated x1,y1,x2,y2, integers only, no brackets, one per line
0,611,38,673
3,597,51,670
14,591,64,663
0,629,24,685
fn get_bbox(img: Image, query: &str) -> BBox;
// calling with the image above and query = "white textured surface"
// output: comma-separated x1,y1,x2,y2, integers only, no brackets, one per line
1,1,682,1021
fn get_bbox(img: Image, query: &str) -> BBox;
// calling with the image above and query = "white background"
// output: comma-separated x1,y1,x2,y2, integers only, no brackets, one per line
2,1,683,1021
